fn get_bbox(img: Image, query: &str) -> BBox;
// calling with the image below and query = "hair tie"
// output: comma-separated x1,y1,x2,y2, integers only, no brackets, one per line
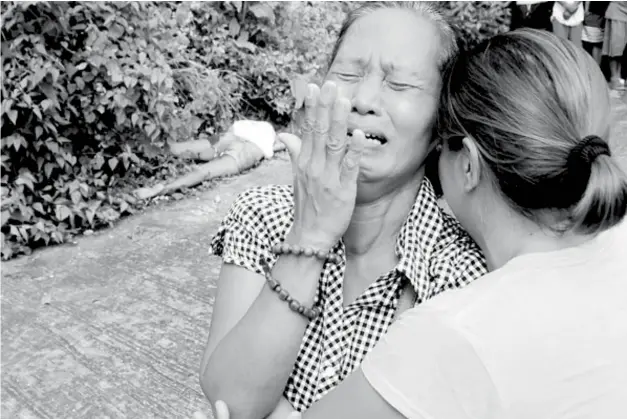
568,135,611,169
563,135,610,204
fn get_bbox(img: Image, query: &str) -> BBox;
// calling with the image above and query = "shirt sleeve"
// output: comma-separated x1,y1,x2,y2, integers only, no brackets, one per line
210,185,292,275
361,309,502,419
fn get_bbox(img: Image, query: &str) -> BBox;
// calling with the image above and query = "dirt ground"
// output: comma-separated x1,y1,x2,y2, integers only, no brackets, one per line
1,96,626,419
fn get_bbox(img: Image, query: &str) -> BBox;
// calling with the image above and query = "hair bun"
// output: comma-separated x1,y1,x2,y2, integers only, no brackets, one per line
568,135,611,169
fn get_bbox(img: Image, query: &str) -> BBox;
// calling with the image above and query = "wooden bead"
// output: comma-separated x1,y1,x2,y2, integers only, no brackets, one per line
278,289,290,301
288,300,301,312
274,283,283,293
291,245,302,255
272,244,281,254
297,305,305,314
267,277,279,289
280,243,291,254
303,247,314,257
316,249,328,260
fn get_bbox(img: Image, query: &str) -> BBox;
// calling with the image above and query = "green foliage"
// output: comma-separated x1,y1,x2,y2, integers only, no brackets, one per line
1,1,509,260
441,1,512,49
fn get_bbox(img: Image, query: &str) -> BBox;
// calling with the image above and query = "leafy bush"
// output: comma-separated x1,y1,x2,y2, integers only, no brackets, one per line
0,1,348,260
441,1,512,49
0,1,509,260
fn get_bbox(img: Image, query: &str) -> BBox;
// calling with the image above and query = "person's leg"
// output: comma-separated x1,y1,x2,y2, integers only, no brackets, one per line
553,21,568,39
570,24,583,47
591,44,603,66
610,58,621,81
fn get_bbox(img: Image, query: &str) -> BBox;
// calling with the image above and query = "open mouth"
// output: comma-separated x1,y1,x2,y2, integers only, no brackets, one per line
347,130,387,145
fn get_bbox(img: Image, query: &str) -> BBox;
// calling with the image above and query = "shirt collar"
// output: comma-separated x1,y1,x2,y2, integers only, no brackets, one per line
393,177,445,295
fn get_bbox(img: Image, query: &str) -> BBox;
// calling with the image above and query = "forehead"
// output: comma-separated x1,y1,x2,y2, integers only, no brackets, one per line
335,8,441,76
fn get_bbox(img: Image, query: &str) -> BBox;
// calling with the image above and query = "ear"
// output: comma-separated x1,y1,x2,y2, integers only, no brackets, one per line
460,137,482,192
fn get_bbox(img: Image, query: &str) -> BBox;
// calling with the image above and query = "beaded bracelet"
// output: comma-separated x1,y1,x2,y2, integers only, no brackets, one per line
271,243,341,265
260,258,321,321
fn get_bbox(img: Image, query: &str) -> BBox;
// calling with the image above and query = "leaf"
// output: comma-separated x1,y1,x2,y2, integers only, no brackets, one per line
32,106,42,120
15,172,35,192
175,3,191,25
108,157,118,171
93,154,105,170
250,3,275,23
229,18,241,36
44,163,55,178
76,62,88,71
56,205,72,221
35,126,44,139
7,110,18,125
1,211,10,227
71,190,83,205
33,202,45,214
46,141,60,154
40,99,53,111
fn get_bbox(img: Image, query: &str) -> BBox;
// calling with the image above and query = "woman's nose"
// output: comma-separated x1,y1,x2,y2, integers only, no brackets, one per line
351,77,382,116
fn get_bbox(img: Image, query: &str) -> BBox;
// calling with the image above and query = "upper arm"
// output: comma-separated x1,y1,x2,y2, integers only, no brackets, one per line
200,262,266,374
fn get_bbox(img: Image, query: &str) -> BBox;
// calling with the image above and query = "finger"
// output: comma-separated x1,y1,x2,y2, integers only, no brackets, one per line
310,81,338,170
340,129,366,185
215,400,230,419
325,96,351,170
277,133,302,165
290,76,308,110
298,84,320,167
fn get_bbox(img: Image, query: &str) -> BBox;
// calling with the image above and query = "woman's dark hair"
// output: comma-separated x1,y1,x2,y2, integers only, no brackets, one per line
438,29,627,234
329,1,460,75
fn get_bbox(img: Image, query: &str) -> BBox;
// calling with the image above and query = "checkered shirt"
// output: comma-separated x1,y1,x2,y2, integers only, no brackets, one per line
210,178,487,411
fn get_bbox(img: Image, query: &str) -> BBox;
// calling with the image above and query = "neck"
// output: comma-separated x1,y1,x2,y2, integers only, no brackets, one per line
473,200,593,270
344,174,423,256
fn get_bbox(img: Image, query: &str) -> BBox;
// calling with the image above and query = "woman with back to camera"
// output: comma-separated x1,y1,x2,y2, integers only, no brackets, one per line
207,28,627,419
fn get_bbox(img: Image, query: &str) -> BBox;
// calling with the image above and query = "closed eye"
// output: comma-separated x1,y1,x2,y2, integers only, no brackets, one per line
388,81,417,91
334,72,360,82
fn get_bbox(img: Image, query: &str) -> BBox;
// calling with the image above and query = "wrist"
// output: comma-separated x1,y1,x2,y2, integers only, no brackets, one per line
285,227,337,252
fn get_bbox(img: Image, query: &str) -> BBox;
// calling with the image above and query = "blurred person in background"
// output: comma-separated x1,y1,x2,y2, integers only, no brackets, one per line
603,1,627,91
551,1,584,46
582,1,609,65
509,0,554,31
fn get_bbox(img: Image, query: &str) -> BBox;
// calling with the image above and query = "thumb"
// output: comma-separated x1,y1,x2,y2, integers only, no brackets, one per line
277,133,302,164
214,400,230,419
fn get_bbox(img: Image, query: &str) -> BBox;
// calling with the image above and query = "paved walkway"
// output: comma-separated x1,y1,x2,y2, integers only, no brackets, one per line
1,96,626,419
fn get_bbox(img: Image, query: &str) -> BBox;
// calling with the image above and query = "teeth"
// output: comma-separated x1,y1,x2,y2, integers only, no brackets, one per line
347,131,385,144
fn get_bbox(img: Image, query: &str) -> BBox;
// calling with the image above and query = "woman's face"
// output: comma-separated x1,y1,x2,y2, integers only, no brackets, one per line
325,8,443,201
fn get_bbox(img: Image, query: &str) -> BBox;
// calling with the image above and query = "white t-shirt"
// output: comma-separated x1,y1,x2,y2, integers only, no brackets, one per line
362,221,627,419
